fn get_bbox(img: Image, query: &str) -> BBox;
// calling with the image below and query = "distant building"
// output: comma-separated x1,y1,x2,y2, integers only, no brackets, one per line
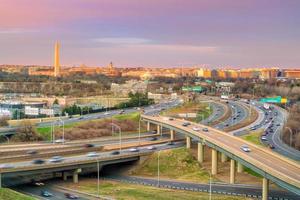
111,80,148,96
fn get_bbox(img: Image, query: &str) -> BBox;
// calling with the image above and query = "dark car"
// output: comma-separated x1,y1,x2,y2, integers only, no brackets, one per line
41,190,53,197
111,151,120,155
182,122,191,127
269,144,275,149
167,141,175,145
32,159,45,165
149,137,158,141
84,144,95,148
27,150,38,155
65,193,79,199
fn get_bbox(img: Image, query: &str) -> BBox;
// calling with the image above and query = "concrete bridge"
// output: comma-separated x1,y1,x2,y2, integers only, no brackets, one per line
142,114,300,200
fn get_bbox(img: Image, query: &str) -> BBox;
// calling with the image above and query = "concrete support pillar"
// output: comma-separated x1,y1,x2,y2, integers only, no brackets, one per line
230,159,235,184
147,122,150,131
157,125,161,134
170,130,175,140
197,142,204,163
63,172,68,181
73,173,78,183
72,168,81,184
237,162,244,173
221,153,228,163
186,136,191,149
0,173,2,188
211,149,218,175
262,178,269,200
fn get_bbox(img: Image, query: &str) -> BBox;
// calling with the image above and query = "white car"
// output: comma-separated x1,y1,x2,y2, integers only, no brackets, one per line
147,146,156,150
49,156,64,163
192,127,200,131
129,148,139,152
54,139,65,143
241,145,251,152
87,152,98,157
261,136,268,141
104,112,110,115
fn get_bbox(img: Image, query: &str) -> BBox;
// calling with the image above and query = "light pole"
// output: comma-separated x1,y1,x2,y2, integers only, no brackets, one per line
110,123,122,152
209,172,212,200
139,115,141,147
157,150,161,187
59,119,65,144
97,158,100,198
285,127,293,147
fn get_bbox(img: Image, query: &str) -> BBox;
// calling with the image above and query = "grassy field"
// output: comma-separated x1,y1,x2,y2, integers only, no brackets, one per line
161,102,212,123
130,147,217,183
59,179,251,200
240,129,264,146
35,112,143,141
0,188,35,200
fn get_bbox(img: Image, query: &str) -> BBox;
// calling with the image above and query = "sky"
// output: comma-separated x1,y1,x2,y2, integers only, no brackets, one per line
0,0,299,68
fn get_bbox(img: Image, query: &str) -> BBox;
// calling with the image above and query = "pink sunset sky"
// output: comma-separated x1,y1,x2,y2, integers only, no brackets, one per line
0,0,299,68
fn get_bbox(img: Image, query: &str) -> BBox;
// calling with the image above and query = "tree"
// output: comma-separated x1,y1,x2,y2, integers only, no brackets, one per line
53,98,59,105
11,120,42,142
0,117,9,127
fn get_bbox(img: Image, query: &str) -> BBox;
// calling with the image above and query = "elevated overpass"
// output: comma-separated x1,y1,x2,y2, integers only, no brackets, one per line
142,115,300,200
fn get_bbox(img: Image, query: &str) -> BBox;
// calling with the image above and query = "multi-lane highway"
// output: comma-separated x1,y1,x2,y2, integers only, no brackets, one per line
142,115,300,196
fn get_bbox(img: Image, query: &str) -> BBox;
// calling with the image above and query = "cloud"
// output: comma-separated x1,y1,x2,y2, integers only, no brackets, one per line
93,37,151,45
0,28,37,34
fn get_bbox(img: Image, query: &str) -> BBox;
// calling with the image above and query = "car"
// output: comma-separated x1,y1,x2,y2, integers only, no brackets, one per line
104,112,110,115
79,116,84,119
276,123,281,126
225,124,229,127
147,146,156,150
87,152,98,157
49,156,64,163
31,180,44,186
119,110,125,114
202,128,209,132
27,150,38,155
241,145,251,152
111,150,120,155
84,143,95,148
41,190,53,197
192,127,200,131
129,148,139,152
0,164,14,169
168,117,174,121
65,193,79,199
149,137,157,141
233,117,236,120
261,136,267,141
268,144,275,149
250,127,256,130
54,139,65,143
167,141,175,145
151,130,157,134
182,122,191,127
32,159,45,165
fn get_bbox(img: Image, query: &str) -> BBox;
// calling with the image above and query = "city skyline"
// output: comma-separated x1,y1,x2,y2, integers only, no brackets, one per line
0,0,300,68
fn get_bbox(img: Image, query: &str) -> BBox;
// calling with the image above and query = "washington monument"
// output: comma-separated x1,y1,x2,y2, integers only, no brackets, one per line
54,41,60,77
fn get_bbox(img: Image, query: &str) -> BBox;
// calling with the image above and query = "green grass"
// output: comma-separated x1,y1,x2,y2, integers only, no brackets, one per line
113,112,140,122
161,102,212,123
61,180,250,200
0,188,35,200
131,147,217,183
240,129,264,146
244,167,263,178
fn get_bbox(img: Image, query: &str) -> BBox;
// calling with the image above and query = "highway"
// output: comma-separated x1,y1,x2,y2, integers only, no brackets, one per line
0,99,182,136
102,175,300,200
201,101,225,125
232,100,300,161
142,115,300,195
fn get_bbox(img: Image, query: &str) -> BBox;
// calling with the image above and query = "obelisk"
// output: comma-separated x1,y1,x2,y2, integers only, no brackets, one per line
54,41,60,77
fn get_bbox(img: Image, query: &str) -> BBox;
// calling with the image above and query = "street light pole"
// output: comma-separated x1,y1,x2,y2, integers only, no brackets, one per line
209,172,212,200
285,127,293,147
157,150,160,187
97,159,100,198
